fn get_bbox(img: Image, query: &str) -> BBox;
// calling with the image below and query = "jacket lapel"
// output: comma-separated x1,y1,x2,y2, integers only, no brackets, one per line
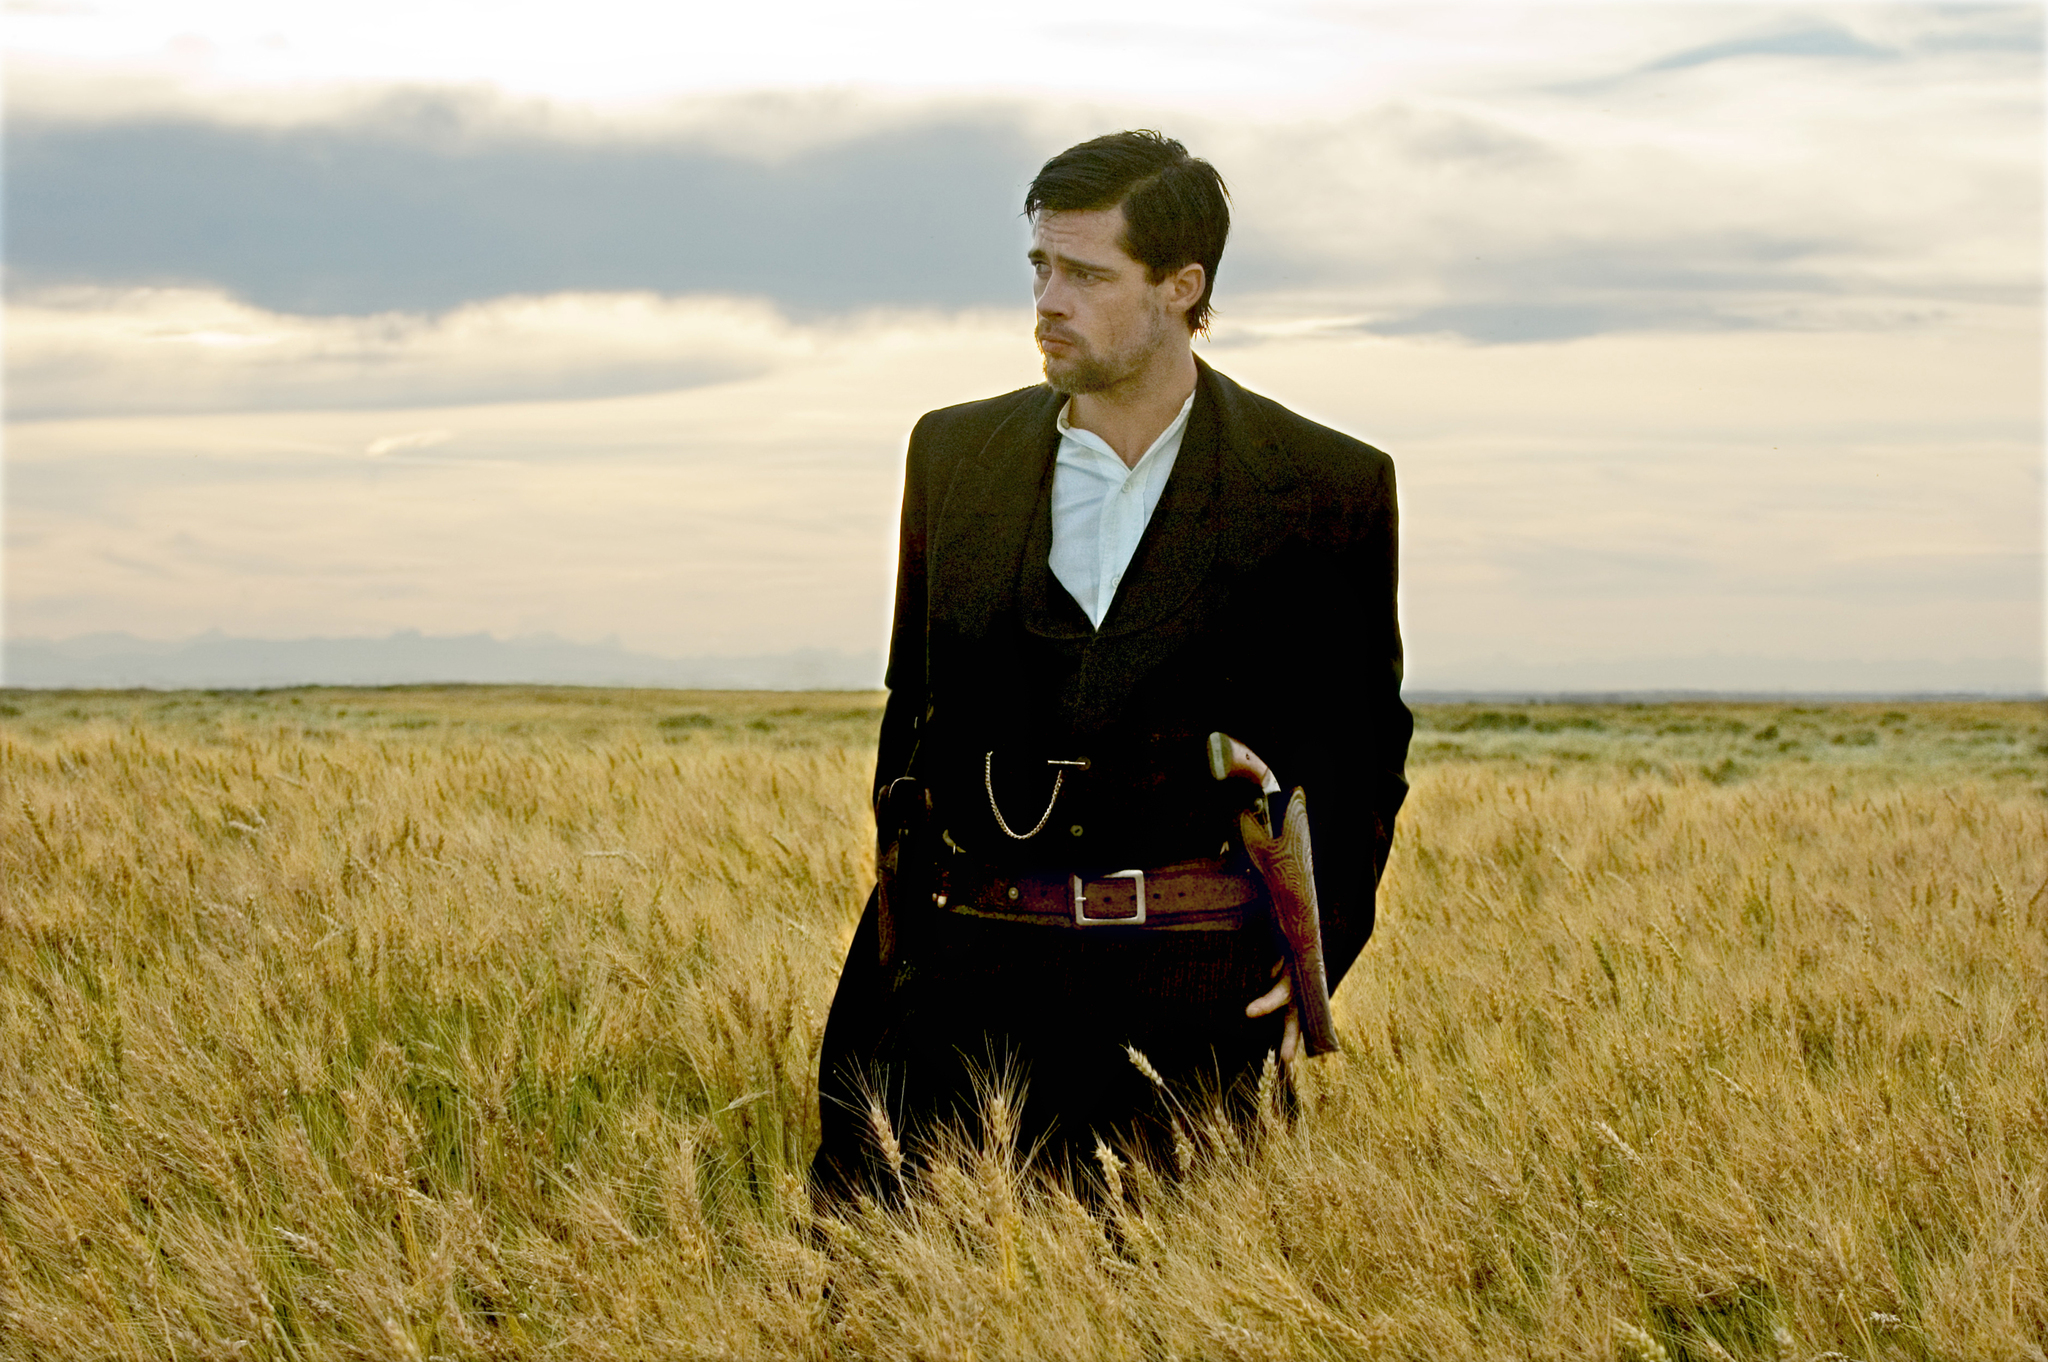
928,384,1064,643
927,360,1306,648
1097,358,1306,636
1092,375,1221,636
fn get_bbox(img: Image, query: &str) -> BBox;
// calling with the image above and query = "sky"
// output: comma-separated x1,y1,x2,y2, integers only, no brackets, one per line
3,1,2042,692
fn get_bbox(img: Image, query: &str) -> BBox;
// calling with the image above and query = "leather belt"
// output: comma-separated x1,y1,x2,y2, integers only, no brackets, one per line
938,857,1262,931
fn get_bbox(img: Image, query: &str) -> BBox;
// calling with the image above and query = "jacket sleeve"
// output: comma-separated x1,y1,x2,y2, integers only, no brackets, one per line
1290,445,1411,990
872,415,935,799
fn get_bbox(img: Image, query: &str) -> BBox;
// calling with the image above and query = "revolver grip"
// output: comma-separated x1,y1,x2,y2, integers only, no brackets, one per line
873,777,929,970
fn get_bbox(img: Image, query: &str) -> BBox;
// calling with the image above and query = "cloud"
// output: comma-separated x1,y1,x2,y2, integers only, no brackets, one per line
1208,80,2036,337
363,429,452,458
1554,9,2040,91
1355,301,1740,346
9,15,2039,348
1641,24,1896,73
4,95,1039,315
4,287,816,418
8,312,2035,673
1916,9,2046,56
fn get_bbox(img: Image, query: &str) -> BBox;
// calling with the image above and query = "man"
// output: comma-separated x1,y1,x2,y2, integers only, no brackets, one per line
811,130,1410,1199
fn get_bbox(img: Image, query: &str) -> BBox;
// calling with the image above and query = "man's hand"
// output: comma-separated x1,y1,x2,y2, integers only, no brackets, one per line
1245,959,1301,1071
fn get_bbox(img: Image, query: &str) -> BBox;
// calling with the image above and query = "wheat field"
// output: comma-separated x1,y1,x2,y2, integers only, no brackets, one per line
1,688,2043,1361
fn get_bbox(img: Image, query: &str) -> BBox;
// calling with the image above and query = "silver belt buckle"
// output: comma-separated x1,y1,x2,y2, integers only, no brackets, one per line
1072,868,1146,926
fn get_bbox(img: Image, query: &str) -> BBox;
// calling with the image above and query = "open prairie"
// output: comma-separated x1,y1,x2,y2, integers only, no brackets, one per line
1,688,2043,1361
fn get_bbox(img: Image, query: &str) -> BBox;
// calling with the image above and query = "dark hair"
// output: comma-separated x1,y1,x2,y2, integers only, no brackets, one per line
1024,130,1231,335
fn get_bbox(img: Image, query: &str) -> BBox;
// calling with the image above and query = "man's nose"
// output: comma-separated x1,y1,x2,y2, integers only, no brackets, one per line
1035,275,1071,318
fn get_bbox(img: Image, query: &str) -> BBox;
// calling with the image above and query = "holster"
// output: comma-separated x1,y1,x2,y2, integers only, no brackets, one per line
873,776,931,971
1238,787,1340,1056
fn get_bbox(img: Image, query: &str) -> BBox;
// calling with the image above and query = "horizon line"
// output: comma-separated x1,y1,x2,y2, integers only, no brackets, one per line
1,682,2040,704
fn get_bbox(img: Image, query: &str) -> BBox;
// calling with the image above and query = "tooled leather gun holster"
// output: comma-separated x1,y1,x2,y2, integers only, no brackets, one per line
1209,732,1340,1056
873,776,931,971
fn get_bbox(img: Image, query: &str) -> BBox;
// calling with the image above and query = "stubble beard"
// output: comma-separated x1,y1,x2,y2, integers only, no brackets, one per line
1040,344,1119,396
1038,301,1176,397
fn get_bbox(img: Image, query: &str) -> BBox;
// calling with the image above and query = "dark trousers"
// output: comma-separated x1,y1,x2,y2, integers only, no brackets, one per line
811,887,1287,1202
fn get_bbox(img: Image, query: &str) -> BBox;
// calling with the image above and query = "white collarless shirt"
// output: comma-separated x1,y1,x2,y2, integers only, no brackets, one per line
1048,390,1196,628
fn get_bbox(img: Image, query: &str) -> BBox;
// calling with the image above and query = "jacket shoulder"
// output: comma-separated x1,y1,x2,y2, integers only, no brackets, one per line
911,384,1053,452
1206,366,1393,494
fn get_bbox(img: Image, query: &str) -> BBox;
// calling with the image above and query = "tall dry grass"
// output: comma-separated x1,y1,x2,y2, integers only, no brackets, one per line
0,689,2042,1360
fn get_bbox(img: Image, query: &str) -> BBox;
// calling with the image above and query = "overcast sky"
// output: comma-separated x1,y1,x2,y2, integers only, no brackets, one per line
4,1,2041,691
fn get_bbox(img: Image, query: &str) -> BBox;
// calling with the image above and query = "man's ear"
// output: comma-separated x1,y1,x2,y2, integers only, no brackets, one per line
1165,263,1206,315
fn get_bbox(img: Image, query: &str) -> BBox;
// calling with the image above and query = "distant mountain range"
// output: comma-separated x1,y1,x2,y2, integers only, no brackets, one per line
2,632,2038,697
3,631,885,691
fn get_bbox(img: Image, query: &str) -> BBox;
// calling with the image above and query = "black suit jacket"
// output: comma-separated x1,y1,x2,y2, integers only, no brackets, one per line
871,357,1410,986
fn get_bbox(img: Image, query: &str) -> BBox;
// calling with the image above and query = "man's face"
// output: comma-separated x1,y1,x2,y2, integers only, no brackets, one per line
1029,207,1190,396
